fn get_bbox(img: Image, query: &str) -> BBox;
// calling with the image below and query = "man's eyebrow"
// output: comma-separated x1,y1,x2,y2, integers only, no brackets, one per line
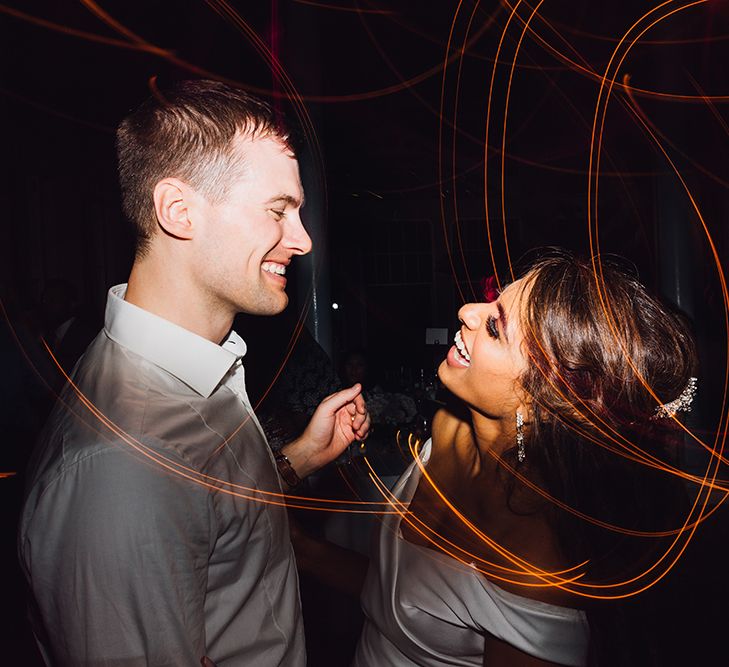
497,302,510,343
266,193,305,207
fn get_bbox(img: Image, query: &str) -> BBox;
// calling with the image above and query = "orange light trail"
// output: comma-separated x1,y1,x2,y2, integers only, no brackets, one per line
3,0,728,605
430,0,729,599
293,0,394,15
586,0,728,459
39,340,397,514
365,445,589,588
500,0,729,104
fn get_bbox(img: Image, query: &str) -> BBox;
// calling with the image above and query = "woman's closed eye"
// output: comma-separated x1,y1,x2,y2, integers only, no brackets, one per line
486,315,500,340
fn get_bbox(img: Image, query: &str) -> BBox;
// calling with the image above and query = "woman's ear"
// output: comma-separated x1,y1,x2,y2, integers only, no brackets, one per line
152,178,195,240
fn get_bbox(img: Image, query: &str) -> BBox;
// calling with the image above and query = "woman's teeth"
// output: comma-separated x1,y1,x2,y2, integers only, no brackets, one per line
454,331,471,366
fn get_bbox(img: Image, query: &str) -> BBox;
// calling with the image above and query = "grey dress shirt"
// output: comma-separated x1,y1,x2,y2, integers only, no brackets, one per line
18,285,305,666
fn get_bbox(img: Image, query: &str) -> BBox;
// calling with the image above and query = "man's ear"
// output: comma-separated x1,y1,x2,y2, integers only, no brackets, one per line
153,178,195,240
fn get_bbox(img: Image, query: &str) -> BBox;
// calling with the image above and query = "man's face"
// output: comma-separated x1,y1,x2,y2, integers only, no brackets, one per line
192,134,312,317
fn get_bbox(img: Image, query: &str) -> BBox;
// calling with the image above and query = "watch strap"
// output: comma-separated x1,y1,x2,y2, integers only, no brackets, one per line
274,450,301,489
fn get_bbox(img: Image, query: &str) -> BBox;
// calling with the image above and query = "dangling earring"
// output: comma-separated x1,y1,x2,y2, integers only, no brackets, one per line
516,411,525,463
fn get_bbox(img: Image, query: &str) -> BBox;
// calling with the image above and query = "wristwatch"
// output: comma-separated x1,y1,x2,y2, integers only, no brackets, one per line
274,450,301,489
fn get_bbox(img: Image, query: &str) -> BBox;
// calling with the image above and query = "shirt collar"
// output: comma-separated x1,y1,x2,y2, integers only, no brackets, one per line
104,284,247,398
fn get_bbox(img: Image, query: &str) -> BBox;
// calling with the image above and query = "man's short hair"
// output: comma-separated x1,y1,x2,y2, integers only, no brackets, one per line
116,79,290,256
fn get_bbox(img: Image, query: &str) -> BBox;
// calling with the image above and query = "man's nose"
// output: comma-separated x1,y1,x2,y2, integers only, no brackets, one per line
285,213,313,256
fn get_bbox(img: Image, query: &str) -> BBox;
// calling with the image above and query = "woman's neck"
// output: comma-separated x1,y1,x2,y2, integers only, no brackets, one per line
467,408,516,479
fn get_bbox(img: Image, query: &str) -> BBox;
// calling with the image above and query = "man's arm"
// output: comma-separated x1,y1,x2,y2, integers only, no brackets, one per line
22,444,213,667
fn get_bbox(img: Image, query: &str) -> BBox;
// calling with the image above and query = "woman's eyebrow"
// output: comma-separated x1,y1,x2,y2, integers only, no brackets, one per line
497,302,510,343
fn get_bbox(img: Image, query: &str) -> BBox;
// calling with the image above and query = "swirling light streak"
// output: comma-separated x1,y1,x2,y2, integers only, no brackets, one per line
586,0,728,464
622,75,729,190
0,2,679,190
436,0,716,532
430,0,729,599
447,1,485,303
549,0,726,589
0,4,172,56
364,438,589,586
475,0,523,297
548,14,729,46
683,71,729,137
487,0,659,288
477,0,726,482
438,0,471,306
500,0,729,104
352,0,554,191
480,0,727,489
407,432,702,600
376,1,560,69
293,0,394,16
358,0,668,212
608,97,729,466
36,339,396,514
4,2,728,105
437,0,548,301
498,0,547,282
1,0,726,603
516,3,723,512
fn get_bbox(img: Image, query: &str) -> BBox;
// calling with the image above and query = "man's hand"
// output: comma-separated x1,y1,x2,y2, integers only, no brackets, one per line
282,384,370,480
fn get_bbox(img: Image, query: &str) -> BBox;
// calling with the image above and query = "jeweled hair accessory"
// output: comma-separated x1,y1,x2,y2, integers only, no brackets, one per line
652,377,698,419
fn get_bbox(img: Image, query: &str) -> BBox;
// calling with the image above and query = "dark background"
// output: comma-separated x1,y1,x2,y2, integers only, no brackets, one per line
2,1,729,664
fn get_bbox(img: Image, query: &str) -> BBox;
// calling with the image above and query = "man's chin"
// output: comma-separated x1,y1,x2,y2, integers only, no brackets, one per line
272,292,289,314
245,295,289,317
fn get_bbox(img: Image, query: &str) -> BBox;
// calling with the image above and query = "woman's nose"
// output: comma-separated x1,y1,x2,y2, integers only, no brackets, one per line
458,302,487,329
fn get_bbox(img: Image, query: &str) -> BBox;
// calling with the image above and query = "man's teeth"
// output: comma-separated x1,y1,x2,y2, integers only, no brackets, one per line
454,331,471,363
262,262,286,276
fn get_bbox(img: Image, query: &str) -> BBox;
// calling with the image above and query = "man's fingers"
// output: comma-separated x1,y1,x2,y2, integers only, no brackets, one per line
322,384,362,414
354,413,371,439
353,393,367,414
351,410,368,431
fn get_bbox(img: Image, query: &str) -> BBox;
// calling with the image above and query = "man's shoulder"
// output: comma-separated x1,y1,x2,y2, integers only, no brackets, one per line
73,330,231,422
76,330,190,398
44,330,256,472
36,335,206,469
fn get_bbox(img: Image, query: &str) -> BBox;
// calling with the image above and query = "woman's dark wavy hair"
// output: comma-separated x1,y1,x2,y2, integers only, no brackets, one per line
507,251,697,664
509,252,697,579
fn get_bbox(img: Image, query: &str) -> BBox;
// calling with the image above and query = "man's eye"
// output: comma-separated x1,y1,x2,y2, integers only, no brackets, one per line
486,316,500,340
270,209,285,220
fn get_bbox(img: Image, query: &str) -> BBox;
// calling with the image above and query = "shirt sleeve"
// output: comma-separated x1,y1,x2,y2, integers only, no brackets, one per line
22,443,215,667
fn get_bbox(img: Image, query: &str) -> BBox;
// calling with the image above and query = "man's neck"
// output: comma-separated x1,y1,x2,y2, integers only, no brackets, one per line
125,257,233,344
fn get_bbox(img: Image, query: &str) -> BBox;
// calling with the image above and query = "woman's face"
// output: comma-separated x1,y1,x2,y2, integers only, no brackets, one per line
438,279,529,418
